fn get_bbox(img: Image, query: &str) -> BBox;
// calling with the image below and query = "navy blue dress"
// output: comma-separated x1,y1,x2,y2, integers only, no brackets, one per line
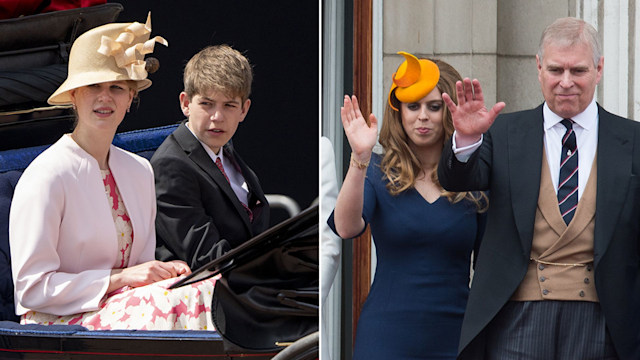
331,154,484,359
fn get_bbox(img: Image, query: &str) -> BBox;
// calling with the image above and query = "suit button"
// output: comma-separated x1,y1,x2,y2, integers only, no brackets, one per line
542,289,549,295
587,265,592,271
540,276,546,282
579,290,585,297
539,264,545,270
584,278,590,284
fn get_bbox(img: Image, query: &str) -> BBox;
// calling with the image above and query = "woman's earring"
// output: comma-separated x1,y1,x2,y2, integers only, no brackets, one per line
71,103,76,110
127,107,131,113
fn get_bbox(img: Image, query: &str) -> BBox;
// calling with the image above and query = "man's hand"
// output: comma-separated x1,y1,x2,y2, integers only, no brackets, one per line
442,78,505,147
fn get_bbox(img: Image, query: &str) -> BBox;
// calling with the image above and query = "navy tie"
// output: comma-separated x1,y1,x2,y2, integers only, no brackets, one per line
557,119,578,224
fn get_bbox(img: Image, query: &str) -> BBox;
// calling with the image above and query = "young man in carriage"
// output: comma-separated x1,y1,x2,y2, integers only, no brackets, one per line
151,44,270,270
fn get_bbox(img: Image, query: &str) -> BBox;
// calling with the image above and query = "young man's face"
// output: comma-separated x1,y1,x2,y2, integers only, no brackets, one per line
181,90,251,154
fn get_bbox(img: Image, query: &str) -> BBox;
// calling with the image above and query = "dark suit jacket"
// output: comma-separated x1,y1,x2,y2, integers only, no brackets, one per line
151,121,269,270
438,104,640,359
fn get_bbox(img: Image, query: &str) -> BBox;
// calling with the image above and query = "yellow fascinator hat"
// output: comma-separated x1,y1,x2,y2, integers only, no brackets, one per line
388,51,440,111
48,13,168,105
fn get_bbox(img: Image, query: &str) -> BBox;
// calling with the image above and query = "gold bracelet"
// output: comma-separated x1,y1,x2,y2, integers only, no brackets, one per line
350,153,370,169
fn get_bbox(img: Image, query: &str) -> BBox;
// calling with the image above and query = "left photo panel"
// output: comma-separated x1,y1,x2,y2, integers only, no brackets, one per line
0,1,319,358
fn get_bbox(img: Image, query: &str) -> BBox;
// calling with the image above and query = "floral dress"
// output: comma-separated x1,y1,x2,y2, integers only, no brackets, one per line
21,169,217,330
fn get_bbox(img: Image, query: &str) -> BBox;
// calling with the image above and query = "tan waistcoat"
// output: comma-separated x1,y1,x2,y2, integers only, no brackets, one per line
511,150,598,302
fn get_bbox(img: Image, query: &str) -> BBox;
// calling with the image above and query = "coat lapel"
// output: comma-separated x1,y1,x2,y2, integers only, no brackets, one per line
508,106,545,255
594,106,633,266
107,146,148,263
223,143,267,209
173,123,252,228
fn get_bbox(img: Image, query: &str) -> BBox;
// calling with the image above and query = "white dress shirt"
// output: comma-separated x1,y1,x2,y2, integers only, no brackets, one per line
453,99,599,200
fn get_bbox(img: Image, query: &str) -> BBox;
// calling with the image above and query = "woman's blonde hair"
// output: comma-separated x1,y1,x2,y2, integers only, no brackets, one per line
379,58,487,211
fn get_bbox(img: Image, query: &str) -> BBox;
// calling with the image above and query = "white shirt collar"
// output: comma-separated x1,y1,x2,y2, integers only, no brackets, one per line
543,99,598,132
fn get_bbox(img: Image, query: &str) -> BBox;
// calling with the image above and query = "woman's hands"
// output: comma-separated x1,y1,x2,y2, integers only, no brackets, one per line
341,95,378,162
108,260,191,293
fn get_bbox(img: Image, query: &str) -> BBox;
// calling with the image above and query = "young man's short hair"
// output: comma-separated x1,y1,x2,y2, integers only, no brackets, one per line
183,44,253,102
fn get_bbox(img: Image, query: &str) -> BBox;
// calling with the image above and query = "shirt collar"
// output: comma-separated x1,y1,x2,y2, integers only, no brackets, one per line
184,122,225,163
543,99,598,132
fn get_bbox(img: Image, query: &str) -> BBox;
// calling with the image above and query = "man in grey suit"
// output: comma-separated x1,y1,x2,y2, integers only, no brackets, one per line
438,17,639,359
152,45,269,270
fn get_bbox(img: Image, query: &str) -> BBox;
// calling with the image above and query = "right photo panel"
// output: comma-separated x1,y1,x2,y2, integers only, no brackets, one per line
320,1,640,359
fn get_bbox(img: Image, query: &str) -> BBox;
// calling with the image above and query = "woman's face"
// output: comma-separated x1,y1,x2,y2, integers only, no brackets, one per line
400,86,445,151
70,81,135,133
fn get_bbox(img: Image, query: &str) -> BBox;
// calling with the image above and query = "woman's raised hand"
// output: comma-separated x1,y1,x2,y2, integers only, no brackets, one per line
341,95,378,161
442,78,505,147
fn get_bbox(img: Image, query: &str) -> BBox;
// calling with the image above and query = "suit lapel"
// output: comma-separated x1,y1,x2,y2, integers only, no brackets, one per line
223,143,267,209
509,106,545,255
173,123,252,228
594,106,633,266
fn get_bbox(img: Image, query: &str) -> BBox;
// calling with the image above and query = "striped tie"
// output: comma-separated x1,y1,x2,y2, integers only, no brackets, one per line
557,119,578,224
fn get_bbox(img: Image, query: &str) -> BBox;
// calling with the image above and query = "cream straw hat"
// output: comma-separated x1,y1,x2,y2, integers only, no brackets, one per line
47,12,167,105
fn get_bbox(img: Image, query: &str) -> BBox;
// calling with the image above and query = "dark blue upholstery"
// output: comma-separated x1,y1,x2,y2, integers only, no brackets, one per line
0,320,86,334
112,124,179,160
0,171,20,322
0,320,222,339
0,124,178,322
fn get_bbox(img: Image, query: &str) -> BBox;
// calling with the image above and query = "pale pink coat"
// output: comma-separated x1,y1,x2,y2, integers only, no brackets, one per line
9,134,156,316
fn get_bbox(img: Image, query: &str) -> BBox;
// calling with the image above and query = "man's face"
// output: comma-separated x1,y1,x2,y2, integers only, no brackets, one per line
181,91,251,154
537,41,603,119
